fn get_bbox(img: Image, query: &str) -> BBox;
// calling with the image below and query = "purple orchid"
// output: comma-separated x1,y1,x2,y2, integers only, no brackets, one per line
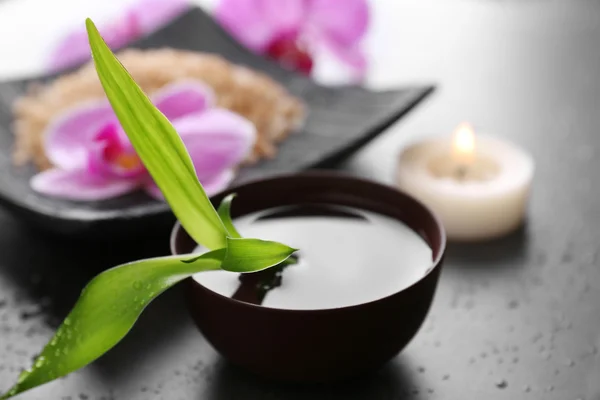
215,0,369,78
31,81,256,201
48,0,191,72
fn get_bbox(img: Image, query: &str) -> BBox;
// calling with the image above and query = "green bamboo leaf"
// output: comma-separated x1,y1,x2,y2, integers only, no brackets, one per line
222,237,298,273
85,19,227,250
217,194,242,238
1,251,225,399
216,196,298,266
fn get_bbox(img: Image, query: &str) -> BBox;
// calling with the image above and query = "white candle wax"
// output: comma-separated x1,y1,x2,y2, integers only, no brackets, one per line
396,124,534,241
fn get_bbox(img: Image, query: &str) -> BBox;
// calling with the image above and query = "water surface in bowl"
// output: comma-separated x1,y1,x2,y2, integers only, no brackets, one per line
193,204,432,310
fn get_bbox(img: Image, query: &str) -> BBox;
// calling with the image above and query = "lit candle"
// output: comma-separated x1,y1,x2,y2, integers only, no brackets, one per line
395,123,534,241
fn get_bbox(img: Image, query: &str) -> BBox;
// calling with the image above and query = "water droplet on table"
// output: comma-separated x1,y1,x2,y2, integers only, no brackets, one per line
531,333,543,343
565,358,575,367
19,305,43,320
507,300,519,309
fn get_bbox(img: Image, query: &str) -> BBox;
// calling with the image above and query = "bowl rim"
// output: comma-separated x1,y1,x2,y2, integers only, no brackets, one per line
171,171,447,314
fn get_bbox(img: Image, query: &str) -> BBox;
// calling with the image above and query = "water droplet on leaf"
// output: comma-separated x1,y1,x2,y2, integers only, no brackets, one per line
34,356,46,368
17,369,30,383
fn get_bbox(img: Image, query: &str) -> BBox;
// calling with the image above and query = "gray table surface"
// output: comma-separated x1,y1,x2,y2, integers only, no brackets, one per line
1,0,600,399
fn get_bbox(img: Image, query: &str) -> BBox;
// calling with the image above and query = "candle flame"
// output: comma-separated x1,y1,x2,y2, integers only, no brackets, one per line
452,122,476,165
453,122,476,154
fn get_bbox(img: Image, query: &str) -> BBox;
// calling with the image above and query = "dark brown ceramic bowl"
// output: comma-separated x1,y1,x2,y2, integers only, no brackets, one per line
170,171,446,383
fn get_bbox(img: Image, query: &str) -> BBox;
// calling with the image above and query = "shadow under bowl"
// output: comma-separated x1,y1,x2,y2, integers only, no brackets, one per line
170,171,446,383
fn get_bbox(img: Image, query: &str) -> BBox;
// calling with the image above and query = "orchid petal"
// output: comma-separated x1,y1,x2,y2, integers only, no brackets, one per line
144,168,234,200
44,102,114,170
31,169,139,201
201,169,235,195
320,39,368,79
87,124,146,179
128,0,191,33
143,182,164,200
258,0,306,34
47,30,94,73
172,109,256,180
307,0,369,47
86,136,113,177
152,81,215,121
215,0,284,52
47,0,188,72
47,15,140,72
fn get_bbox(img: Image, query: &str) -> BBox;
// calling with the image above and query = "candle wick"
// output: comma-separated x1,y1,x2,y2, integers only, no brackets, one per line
455,165,468,181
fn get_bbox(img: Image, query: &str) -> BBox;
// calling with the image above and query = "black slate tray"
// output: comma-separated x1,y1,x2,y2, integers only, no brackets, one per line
0,7,434,239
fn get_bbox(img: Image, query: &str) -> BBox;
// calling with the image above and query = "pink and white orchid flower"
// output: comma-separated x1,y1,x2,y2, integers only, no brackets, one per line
31,81,256,201
48,0,191,72
215,0,369,79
